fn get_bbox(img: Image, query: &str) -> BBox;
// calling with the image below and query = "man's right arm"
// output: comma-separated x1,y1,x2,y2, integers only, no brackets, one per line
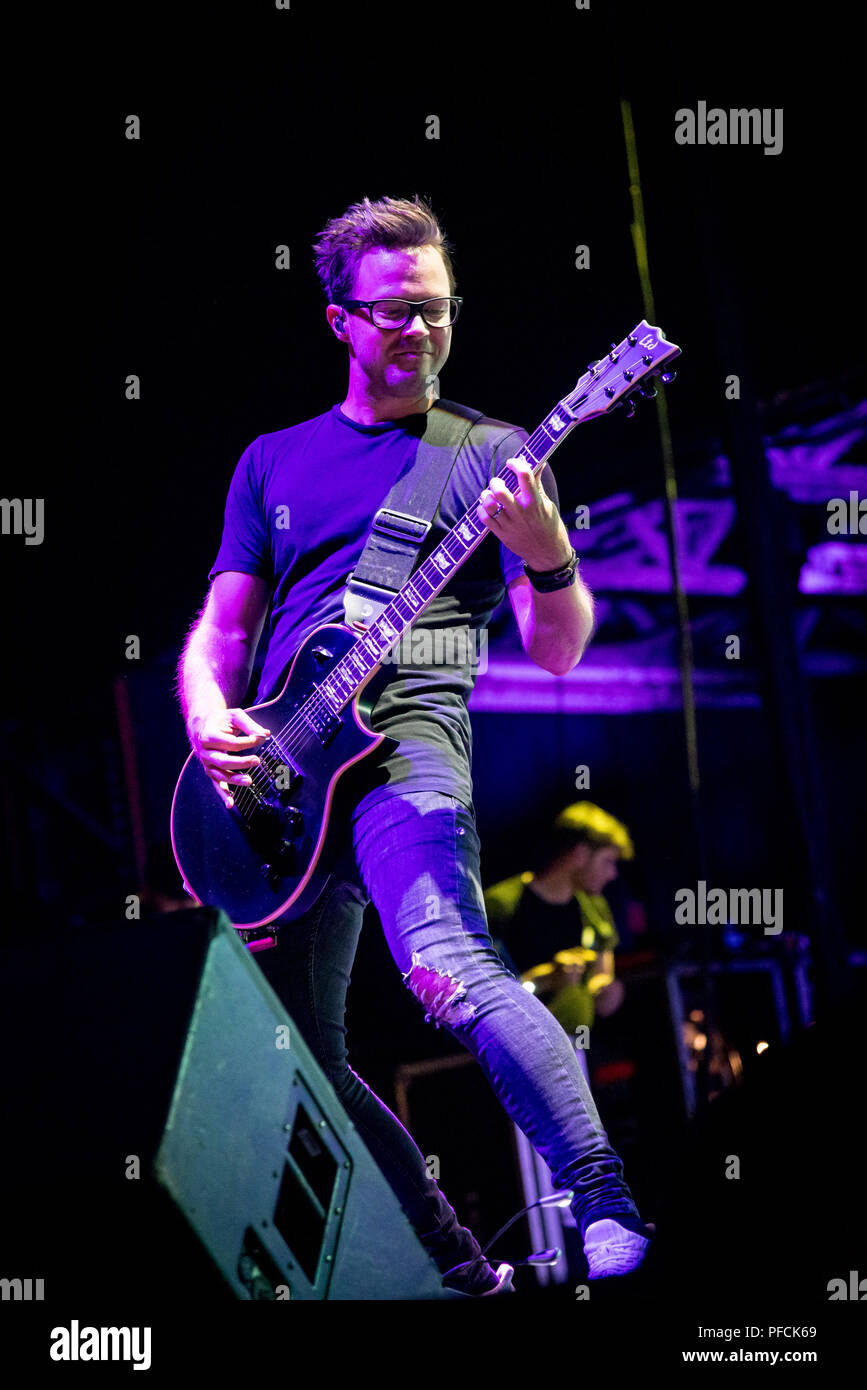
178,571,273,808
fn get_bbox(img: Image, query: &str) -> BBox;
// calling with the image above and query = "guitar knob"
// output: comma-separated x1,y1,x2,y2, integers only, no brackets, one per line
285,806,304,836
312,645,334,663
259,860,282,891
276,839,297,873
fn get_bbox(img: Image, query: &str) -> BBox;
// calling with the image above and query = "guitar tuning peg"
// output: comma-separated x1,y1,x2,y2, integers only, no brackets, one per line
639,382,658,398
624,397,636,419
660,370,677,384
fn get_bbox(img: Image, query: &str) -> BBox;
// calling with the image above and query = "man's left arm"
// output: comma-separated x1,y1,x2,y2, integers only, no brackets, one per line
478,457,594,676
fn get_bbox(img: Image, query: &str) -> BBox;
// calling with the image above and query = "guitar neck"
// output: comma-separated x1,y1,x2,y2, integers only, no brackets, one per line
315,395,585,714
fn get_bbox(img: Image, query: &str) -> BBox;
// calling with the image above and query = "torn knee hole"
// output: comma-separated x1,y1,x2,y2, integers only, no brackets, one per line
402,951,477,1028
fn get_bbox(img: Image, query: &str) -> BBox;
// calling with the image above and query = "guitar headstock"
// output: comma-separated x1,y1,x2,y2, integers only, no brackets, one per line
563,321,681,423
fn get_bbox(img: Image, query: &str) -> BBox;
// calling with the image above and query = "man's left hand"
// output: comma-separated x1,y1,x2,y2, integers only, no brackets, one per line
478,458,572,571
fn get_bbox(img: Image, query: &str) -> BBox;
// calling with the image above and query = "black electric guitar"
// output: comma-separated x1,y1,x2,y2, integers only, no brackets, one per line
171,321,681,945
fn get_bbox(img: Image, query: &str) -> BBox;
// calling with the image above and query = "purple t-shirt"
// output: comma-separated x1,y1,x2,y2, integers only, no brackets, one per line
209,400,559,813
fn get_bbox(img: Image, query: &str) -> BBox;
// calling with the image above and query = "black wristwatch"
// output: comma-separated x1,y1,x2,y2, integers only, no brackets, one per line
523,547,580,593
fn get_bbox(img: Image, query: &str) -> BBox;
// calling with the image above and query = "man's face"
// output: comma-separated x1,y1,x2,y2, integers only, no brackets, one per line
329,245,453,400
571,844,621,895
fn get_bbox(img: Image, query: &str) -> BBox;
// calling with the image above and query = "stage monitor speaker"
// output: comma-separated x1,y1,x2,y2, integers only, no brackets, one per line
1,906,455,1302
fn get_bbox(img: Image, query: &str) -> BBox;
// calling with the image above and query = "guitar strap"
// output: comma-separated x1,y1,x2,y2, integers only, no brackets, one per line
343,398,484,626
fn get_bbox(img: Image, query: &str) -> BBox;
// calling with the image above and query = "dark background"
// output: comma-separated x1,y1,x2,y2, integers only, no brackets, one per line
2,0,865,1323
6,0,863,917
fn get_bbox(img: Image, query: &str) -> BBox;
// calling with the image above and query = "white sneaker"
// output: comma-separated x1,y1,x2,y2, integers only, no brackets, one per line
583,1219,653,1278
480,1263,516,1296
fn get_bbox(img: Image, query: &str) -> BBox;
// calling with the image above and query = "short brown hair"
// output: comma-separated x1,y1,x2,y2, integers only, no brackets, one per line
312,194,457,305
554,802,635,860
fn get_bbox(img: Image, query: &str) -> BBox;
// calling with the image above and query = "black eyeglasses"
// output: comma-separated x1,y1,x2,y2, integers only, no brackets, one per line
336,297,463,329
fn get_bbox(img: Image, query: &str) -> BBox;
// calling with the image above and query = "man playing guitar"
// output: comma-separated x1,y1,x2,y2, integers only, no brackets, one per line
177,194,655,1293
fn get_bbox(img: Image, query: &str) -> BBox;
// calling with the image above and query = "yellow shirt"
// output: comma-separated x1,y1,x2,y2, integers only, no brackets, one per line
484,872,619,1030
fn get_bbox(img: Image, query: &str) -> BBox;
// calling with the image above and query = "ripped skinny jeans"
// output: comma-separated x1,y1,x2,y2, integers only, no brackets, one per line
254,789,647,1291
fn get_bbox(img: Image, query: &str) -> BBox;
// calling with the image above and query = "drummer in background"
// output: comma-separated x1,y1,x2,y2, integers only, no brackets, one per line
484,802,634,1038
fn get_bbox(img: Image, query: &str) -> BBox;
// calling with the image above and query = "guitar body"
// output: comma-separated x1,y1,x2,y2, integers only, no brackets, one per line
170,624,391,932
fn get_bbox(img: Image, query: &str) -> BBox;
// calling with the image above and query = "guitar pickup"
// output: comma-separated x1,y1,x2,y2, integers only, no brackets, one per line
259,745,302,794
302,703,342,747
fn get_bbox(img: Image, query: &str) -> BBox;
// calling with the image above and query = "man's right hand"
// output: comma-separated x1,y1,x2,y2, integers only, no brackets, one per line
188,708,271,809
